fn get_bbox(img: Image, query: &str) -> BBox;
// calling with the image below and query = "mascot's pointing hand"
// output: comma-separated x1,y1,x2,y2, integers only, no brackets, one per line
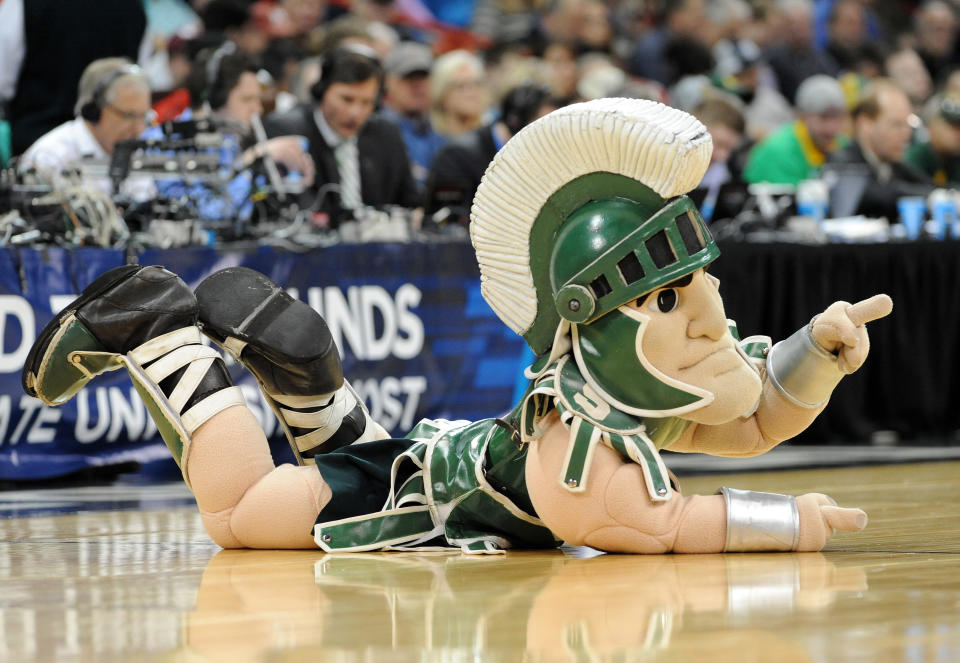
810,294,893,374
796,493,869,551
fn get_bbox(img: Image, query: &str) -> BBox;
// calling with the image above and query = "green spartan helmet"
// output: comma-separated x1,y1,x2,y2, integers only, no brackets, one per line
470,99,721,417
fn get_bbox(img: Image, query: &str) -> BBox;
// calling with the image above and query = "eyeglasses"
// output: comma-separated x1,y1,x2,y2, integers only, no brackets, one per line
106,104,153,123
450,79,484,91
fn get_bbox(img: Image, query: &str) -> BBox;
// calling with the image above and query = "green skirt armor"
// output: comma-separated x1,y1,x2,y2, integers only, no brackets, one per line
312,417,560,554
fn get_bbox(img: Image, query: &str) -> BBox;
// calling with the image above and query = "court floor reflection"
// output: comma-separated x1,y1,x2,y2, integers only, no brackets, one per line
182,548,895,662
2,461,960,661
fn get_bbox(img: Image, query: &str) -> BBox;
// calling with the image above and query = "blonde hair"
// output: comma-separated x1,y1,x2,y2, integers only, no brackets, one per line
429,50,487,135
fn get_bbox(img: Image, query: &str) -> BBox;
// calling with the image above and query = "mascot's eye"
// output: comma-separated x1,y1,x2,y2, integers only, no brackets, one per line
655,288,678,313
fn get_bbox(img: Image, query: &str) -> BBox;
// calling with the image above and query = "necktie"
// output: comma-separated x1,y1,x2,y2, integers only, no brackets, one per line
335,139,362,210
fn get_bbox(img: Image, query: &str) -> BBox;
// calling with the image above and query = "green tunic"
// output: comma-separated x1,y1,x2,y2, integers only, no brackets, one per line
313,417,560,554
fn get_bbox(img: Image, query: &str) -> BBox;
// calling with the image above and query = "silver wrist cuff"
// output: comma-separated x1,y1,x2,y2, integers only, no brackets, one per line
765,325,844,408
721,487,800,552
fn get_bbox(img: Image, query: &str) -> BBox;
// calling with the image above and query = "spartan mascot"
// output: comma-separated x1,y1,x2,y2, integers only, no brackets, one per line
22,99,891,553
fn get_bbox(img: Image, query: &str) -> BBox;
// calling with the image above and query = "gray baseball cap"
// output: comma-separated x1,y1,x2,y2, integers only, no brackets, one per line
384,41,434,77
795,75,847,115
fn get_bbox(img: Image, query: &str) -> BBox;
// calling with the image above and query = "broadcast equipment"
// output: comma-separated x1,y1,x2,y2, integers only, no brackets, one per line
0,166,129,247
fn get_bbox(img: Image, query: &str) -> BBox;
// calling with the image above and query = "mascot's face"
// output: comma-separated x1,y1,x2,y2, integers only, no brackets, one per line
624,268,762,425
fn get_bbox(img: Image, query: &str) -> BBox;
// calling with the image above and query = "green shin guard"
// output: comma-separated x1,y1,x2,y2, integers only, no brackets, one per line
25,312,128,406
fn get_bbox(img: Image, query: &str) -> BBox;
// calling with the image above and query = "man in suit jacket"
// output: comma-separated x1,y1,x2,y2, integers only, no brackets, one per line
826,79,934,221
263,45,418,228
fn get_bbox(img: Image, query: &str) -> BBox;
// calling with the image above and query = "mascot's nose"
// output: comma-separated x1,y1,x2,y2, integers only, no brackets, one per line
685,275,728,341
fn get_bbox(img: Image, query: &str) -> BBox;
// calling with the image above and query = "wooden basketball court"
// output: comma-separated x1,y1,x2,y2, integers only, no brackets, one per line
1,460,958,662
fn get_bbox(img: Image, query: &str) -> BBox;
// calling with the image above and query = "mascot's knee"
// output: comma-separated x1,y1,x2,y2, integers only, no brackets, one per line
197,466,331,549
201,509,245,549
227,465,331,549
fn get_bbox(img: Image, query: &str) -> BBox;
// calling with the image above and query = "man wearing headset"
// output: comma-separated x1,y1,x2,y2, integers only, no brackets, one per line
147,42,315,222
18,57,151,192
263,45,419,227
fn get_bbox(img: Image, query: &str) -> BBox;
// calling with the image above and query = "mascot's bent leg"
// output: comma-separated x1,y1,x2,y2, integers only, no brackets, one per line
526,413,867,553
195,266,385,466
22,265,333,549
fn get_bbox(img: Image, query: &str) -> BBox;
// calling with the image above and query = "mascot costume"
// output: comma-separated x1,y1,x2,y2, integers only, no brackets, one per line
22,99,892,553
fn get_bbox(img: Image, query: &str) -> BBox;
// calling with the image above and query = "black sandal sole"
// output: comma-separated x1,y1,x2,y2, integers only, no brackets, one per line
195,267,342,395
22,264,145,397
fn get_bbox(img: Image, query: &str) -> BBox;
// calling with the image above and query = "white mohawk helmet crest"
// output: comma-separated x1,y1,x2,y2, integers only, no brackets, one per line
469,98,714,355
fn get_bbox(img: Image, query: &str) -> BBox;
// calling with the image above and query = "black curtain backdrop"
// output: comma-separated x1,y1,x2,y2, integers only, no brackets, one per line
711,240,960,444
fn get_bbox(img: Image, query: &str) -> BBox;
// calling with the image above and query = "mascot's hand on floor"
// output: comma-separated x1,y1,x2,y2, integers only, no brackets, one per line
810,294,893,374
796,493,869,551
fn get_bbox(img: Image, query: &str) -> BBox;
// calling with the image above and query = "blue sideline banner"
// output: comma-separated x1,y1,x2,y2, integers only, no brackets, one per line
0,244,530,480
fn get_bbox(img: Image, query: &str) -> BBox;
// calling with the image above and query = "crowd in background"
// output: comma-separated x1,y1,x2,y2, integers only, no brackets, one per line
3,0,960,232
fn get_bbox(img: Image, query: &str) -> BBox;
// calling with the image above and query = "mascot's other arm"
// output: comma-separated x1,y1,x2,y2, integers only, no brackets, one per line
526,413,868,553
670,294,893,458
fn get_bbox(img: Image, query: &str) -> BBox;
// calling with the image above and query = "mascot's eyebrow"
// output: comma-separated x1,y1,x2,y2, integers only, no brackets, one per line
635,272,694,307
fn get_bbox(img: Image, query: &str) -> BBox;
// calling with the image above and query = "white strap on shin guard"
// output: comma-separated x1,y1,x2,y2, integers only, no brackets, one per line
720,487,800,552
270,379,378,457
124,327,245,488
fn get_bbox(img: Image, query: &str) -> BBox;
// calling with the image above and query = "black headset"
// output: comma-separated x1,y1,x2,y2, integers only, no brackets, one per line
204,41,239,110
79,64,143,123
310,44,384,103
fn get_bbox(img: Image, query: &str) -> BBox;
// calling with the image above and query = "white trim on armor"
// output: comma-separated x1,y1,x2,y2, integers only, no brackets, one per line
523,322,571,381
33,313,80,404
385,447,427,510
610,429,673,502
181,386,246,434
66,351,124,379
396,491,427,508
468,425,554,529
557,416,600,493
313,505,440,553
470,98,712,338
571,307,715,419
447,535,511,554
122,355,193,489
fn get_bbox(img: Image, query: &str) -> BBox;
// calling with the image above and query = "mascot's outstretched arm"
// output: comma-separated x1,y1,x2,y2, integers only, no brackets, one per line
675,294,894,458
526,414,868,553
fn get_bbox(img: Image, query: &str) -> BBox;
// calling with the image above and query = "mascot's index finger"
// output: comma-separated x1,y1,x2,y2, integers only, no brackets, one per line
846,294,893,327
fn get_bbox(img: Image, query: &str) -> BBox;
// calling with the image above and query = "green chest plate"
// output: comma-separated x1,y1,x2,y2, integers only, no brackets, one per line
521,356,691,501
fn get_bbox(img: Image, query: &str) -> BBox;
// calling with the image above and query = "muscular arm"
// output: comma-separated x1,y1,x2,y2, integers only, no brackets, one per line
669,379,826,457
526,414,865,553
672,294,893,458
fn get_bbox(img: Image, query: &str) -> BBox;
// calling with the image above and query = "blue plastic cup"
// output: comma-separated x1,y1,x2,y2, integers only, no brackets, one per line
932,197,958,240
897,197,926,240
